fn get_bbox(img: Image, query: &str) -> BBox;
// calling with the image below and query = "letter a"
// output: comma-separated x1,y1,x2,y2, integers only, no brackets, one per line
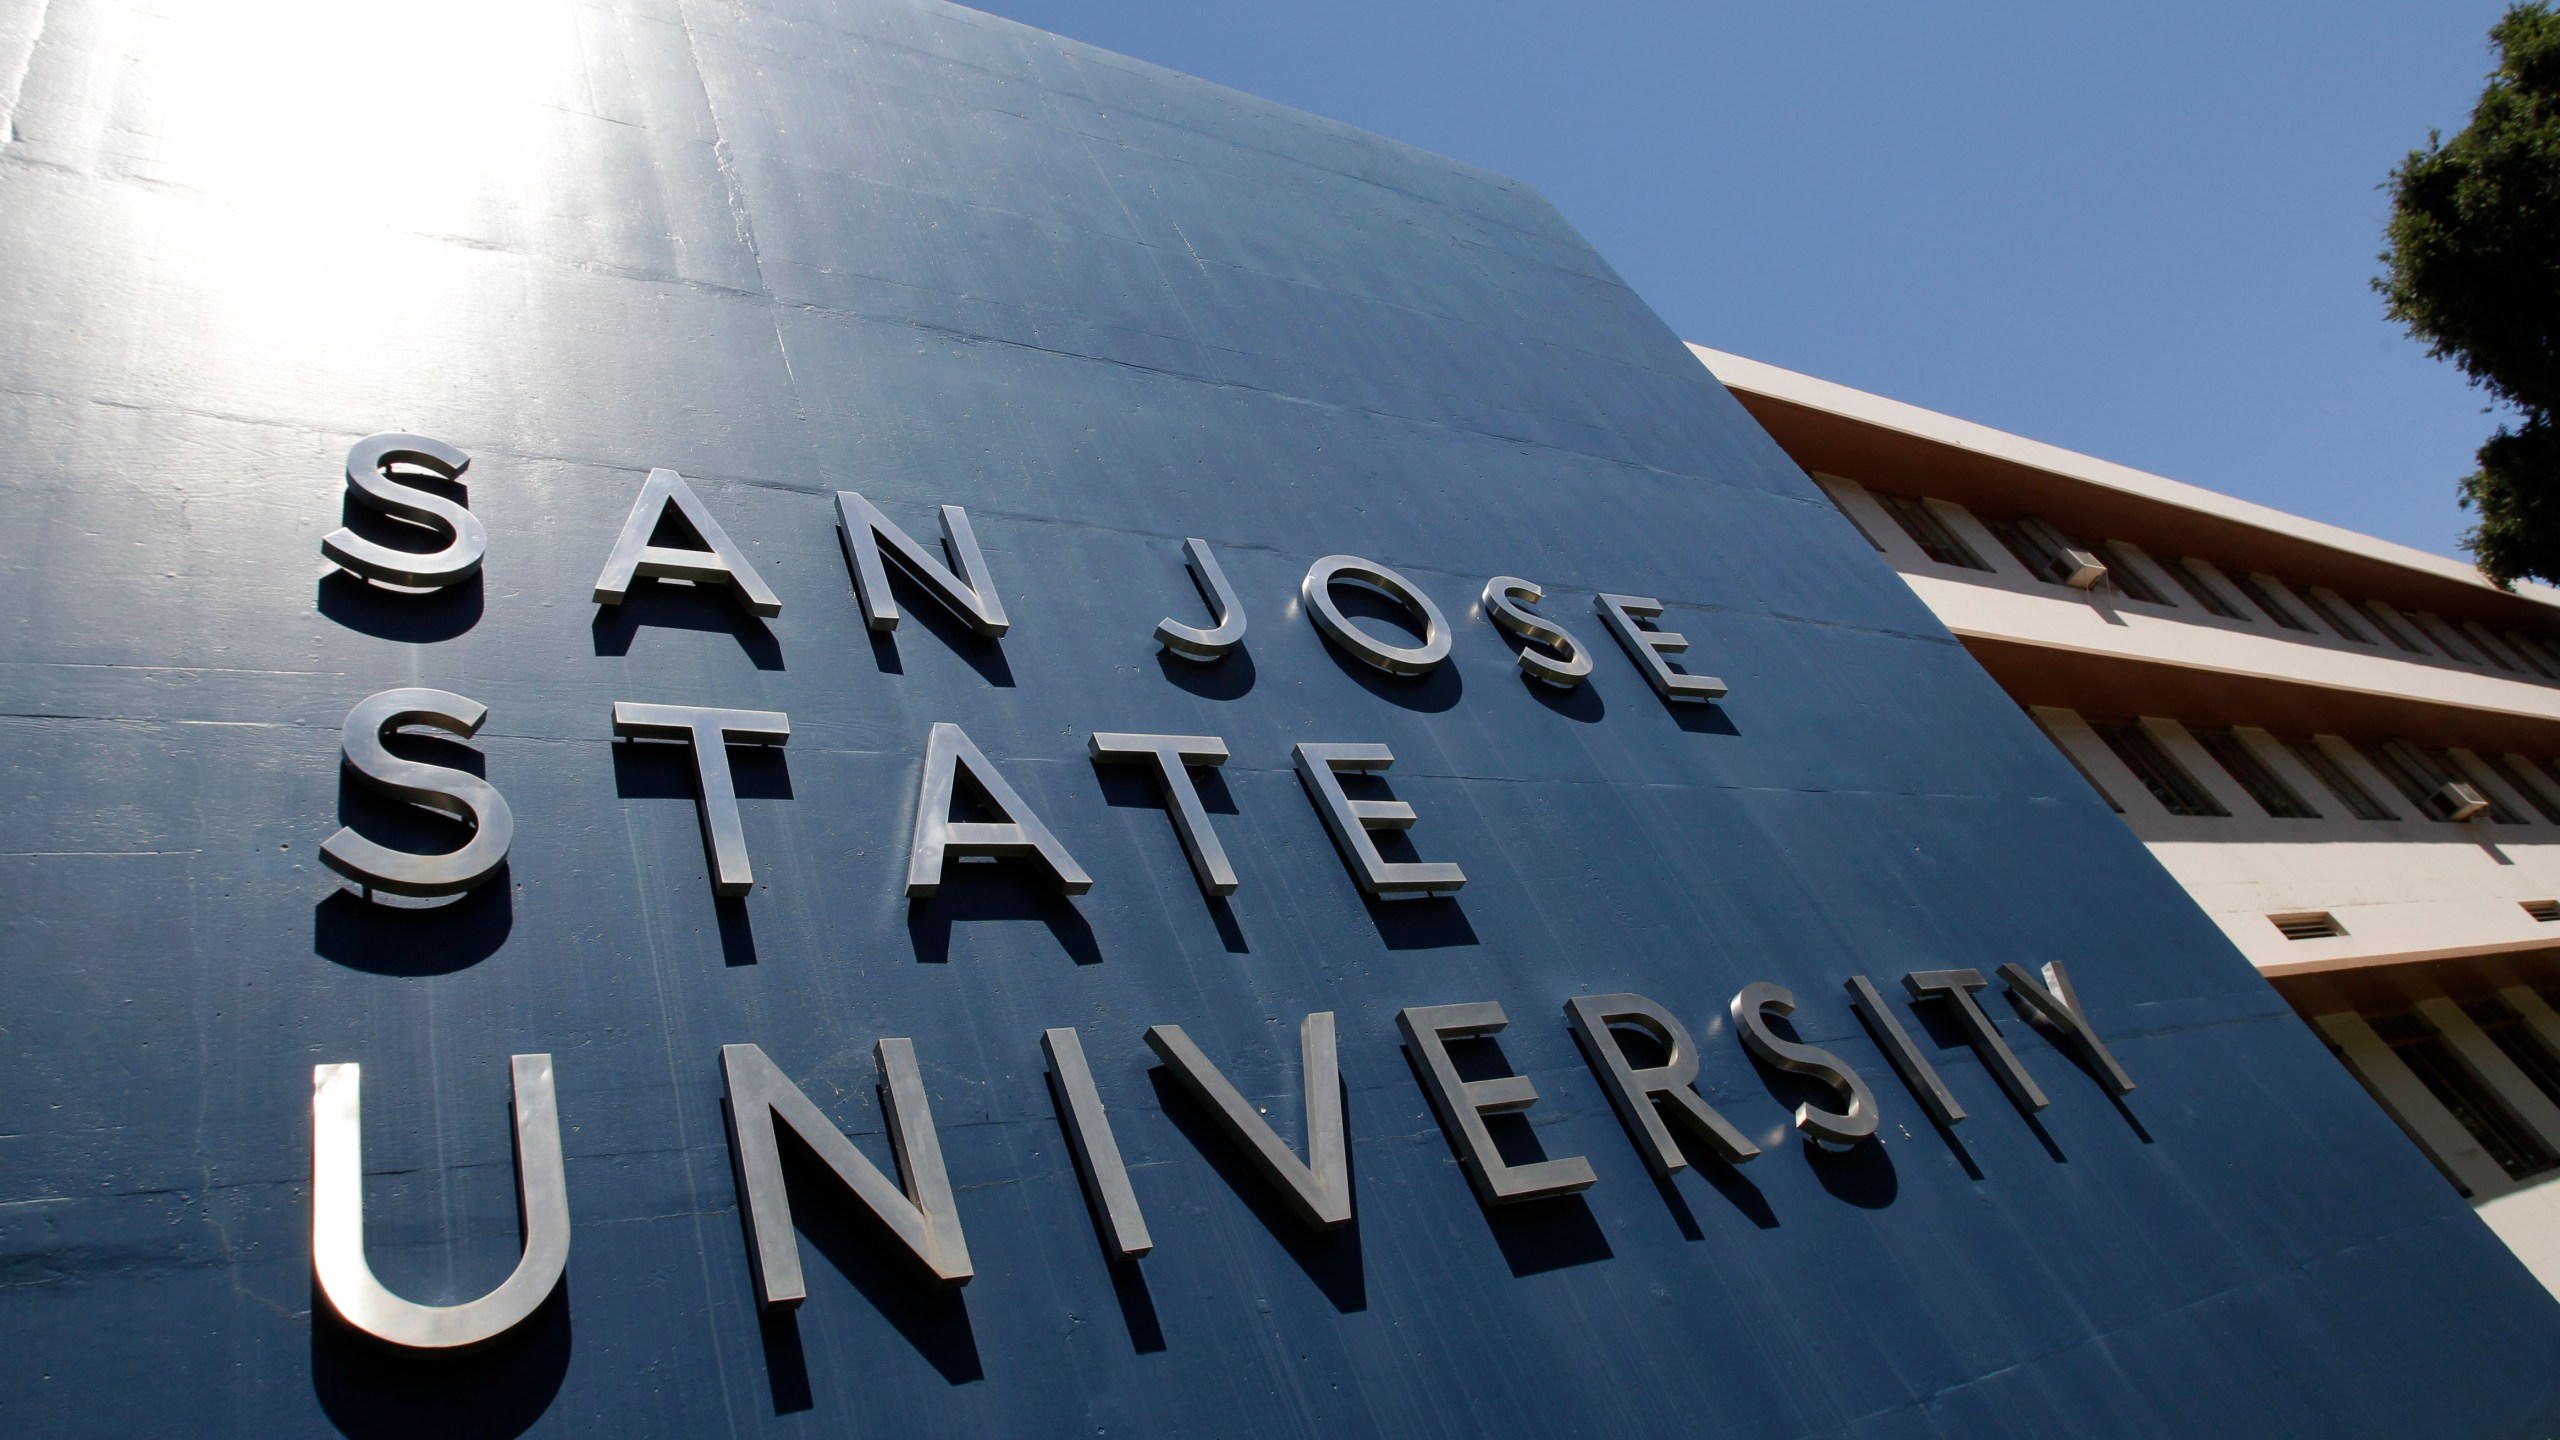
592,467,781,616
906,721,1091,896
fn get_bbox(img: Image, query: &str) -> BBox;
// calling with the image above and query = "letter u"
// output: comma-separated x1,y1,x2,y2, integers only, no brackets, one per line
310,1054,571,1350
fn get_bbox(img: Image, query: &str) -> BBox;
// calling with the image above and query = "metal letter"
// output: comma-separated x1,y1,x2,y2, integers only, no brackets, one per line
721,1040,972,1307
1292,742,1466,898
1155,537,1246,660
320,688,514,898
1904,969,2049,1114
1043,1028,1152,1260
1301,554,1451,675
1088,732,1238,896
1596,593,1726,701
592,468,782,616
1401,1002,1597,1204
1482,577,1592,688
1730,982,1880,1145
1143,1014,1350,1228
611,702,791,897
906,722,1091,896
322,432,486,589
1997,961,2135,1097
311,1054,568,1351
1845,975,1966,1127
834,491,1007,636
1564,994,1759,1176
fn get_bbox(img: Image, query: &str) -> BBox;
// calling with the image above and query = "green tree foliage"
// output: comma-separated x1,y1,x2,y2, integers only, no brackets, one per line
2380,3,2560,585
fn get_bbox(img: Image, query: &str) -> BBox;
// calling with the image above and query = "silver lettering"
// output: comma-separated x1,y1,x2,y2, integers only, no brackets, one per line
1144,1014,1351,1229
1155,537,1247,660
610,702,791,897
720,1040,972,1306
1088,731,1237,896
1292,742,1465,898
1564,993,1758,1176
591,467,782,616
1731,981,1880,1145
1595,592,1725,702
322,432,485,589
835,491,1007,636
1400,1001,1596,1205
1302,554,1450,675
319,687,514,898
1904,969,2049,1114
1482,577,1592,688
1043,1027,1152,1260
907,722,1091,896
310,1055,568,1350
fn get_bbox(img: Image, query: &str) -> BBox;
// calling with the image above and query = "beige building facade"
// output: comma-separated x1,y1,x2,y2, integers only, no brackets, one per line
1695,344,2560,1297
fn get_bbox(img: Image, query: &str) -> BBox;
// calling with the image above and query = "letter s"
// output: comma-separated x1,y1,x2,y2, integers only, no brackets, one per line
322,433,485,588
1731,981,1880,1145
320,688,513,898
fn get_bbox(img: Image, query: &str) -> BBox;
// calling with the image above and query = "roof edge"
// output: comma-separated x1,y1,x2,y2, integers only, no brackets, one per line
1688,343,2560,609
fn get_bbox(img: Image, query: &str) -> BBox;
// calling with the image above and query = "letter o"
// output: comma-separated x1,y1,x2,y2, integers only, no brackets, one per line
1300,555,1450,676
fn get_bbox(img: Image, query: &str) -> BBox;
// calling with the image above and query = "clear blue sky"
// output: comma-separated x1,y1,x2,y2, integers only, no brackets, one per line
970,0,2518,562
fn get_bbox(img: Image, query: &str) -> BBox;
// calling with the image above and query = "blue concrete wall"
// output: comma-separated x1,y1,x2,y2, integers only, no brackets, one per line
1,0,2555,1434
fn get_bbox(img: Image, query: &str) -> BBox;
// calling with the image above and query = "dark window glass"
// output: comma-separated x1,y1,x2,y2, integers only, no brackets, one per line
2463,623,2523,672
2194,730,2318,818
2164,560,2246,619
2501,631,2557,679
2280,736,2396,821
1874,493,1988,571
2226,571,2313,632
2420,615,2484,664
2028,712,2120,813
2097,542,2167,604
1980,514,2066,583
2297,588,2373,645
2089,721,2228,817
1825,489,1885,552
2372,1011,2558,1181
2361,600,2425,653
2354,739,2515,821
2354,739,2438,812
2465,999,2560,1110
2477,753,2560,823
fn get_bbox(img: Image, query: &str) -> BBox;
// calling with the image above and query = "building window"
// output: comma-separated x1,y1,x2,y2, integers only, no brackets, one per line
2464,623,2523,673
2165,560,2247,620
2361,600,2426,654
2476,753,2560,823
2375,739,2522,824
1979,514,2095,587
2353,740,2510,822
2279,736,2396,821
2028,712,2120,813
1824,493,1886,552
2297,589,2373,645
2194,730,2318,818
2225,572,2313,632
2097,542,2168,605
2465,998,2560,1110
2088,721,2228,816
2418,615,2484,664
2370,1011,2558,1181
2501,632,2557,679
1874,493,1988,571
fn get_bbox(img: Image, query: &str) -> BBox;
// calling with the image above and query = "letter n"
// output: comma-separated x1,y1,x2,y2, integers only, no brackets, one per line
720,1040,972,1308
835,491,1008,635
